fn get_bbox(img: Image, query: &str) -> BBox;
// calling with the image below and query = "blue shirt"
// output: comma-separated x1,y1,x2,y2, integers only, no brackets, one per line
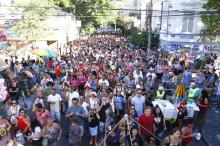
183,71,192,88
195,76,206,89
66,105,86,126
113,96,125,111
106,133,120,146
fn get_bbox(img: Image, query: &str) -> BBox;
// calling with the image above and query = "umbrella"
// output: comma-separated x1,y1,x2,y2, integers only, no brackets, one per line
32,48,58,57
32,48,49,57
46,49,58,57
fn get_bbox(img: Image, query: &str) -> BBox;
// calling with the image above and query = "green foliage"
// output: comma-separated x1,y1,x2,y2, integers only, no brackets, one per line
128,29,147,47
128,28,159,49
201,0,220,41
55,0,115,34
11,0,57,40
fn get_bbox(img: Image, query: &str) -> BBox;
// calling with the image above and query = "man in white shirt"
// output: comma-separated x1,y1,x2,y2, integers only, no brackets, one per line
133,68,143,84
47,88,62,122
146,67,156,80
98,74,109,87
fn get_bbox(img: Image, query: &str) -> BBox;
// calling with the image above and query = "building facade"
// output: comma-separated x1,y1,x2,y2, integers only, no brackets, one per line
0,0,79,53
151,0,220,52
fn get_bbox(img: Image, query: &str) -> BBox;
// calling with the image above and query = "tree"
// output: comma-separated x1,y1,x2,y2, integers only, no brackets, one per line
201,0,220,42
128,28,159,49
11,0,58,41
56,0,114,35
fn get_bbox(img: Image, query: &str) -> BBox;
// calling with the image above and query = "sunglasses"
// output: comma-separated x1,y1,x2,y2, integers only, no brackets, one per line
72,98,78,101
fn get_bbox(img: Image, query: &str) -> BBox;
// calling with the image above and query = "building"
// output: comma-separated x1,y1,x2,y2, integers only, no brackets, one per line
110,0,148,29
150,0,220,52
0,0,79,57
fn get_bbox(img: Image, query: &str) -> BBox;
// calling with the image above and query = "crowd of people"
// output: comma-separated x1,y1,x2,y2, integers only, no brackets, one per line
0,34,219,146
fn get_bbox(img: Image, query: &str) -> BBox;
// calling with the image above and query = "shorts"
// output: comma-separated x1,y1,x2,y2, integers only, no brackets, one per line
89,126,98,136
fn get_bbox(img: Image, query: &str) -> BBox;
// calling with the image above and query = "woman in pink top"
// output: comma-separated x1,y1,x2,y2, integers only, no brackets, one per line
70,74,78,90
78,71,86,94
34,103,51,127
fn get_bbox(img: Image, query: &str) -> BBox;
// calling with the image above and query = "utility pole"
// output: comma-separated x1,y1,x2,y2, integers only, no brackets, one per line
160,1,163,30
147,0,153,53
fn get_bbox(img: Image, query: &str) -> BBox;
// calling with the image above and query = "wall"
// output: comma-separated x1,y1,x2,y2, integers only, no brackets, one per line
150,0,219,51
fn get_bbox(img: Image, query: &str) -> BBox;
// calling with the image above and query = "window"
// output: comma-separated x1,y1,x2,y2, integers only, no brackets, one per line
182,17,194,32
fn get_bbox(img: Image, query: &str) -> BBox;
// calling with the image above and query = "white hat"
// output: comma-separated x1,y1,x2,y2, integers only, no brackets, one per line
158,86,164,90
136,84,141,89
149,67,155,71
91,91,97,96
190,82,196,87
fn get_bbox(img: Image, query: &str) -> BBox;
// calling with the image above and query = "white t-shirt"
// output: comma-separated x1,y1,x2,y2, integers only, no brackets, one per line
81,102,89,117
98,79,109,87
131,96,145,116
146,72,156,79
31,127,41,140
68,91,79,107
47,94,62,111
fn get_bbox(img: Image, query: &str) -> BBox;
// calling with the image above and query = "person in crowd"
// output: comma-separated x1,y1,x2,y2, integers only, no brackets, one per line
187,82,200,102
156,86,165,100
34,103,51,127
153,105,166,137
113,91,126,122
161,127,182,146
16,108,31,135
8,100,20,125
131,90,146,116
9,79,19,101
106,126,121,146
88,108,100,146
125,126,143,146
14,126,25,145
42,118,62,146
138,106,155,144
181,119,195,146
65,97,86,137
32,96,44,109
182,67,192,90
47,88,62,122
31,82,44,98
69,118,82,146
0,115,11,146
28,120,42,146
195,71,206,89
197,89,209,131
88,91,99,110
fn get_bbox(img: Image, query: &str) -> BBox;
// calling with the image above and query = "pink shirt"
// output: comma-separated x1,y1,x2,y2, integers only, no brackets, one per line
78,75,86,85
35,109,51,126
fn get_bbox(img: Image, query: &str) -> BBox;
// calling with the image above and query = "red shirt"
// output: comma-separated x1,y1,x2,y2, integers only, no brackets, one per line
55,66,61,78
182,127,193,143
199,98,208,112
17,117,30,132
138,114,155,137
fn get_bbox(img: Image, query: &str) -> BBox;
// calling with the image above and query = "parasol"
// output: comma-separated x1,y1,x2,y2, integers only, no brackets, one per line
32,48,49,57
32,48,58,57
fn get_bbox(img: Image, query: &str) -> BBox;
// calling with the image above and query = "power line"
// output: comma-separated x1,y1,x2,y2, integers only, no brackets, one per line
0,5,220,14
